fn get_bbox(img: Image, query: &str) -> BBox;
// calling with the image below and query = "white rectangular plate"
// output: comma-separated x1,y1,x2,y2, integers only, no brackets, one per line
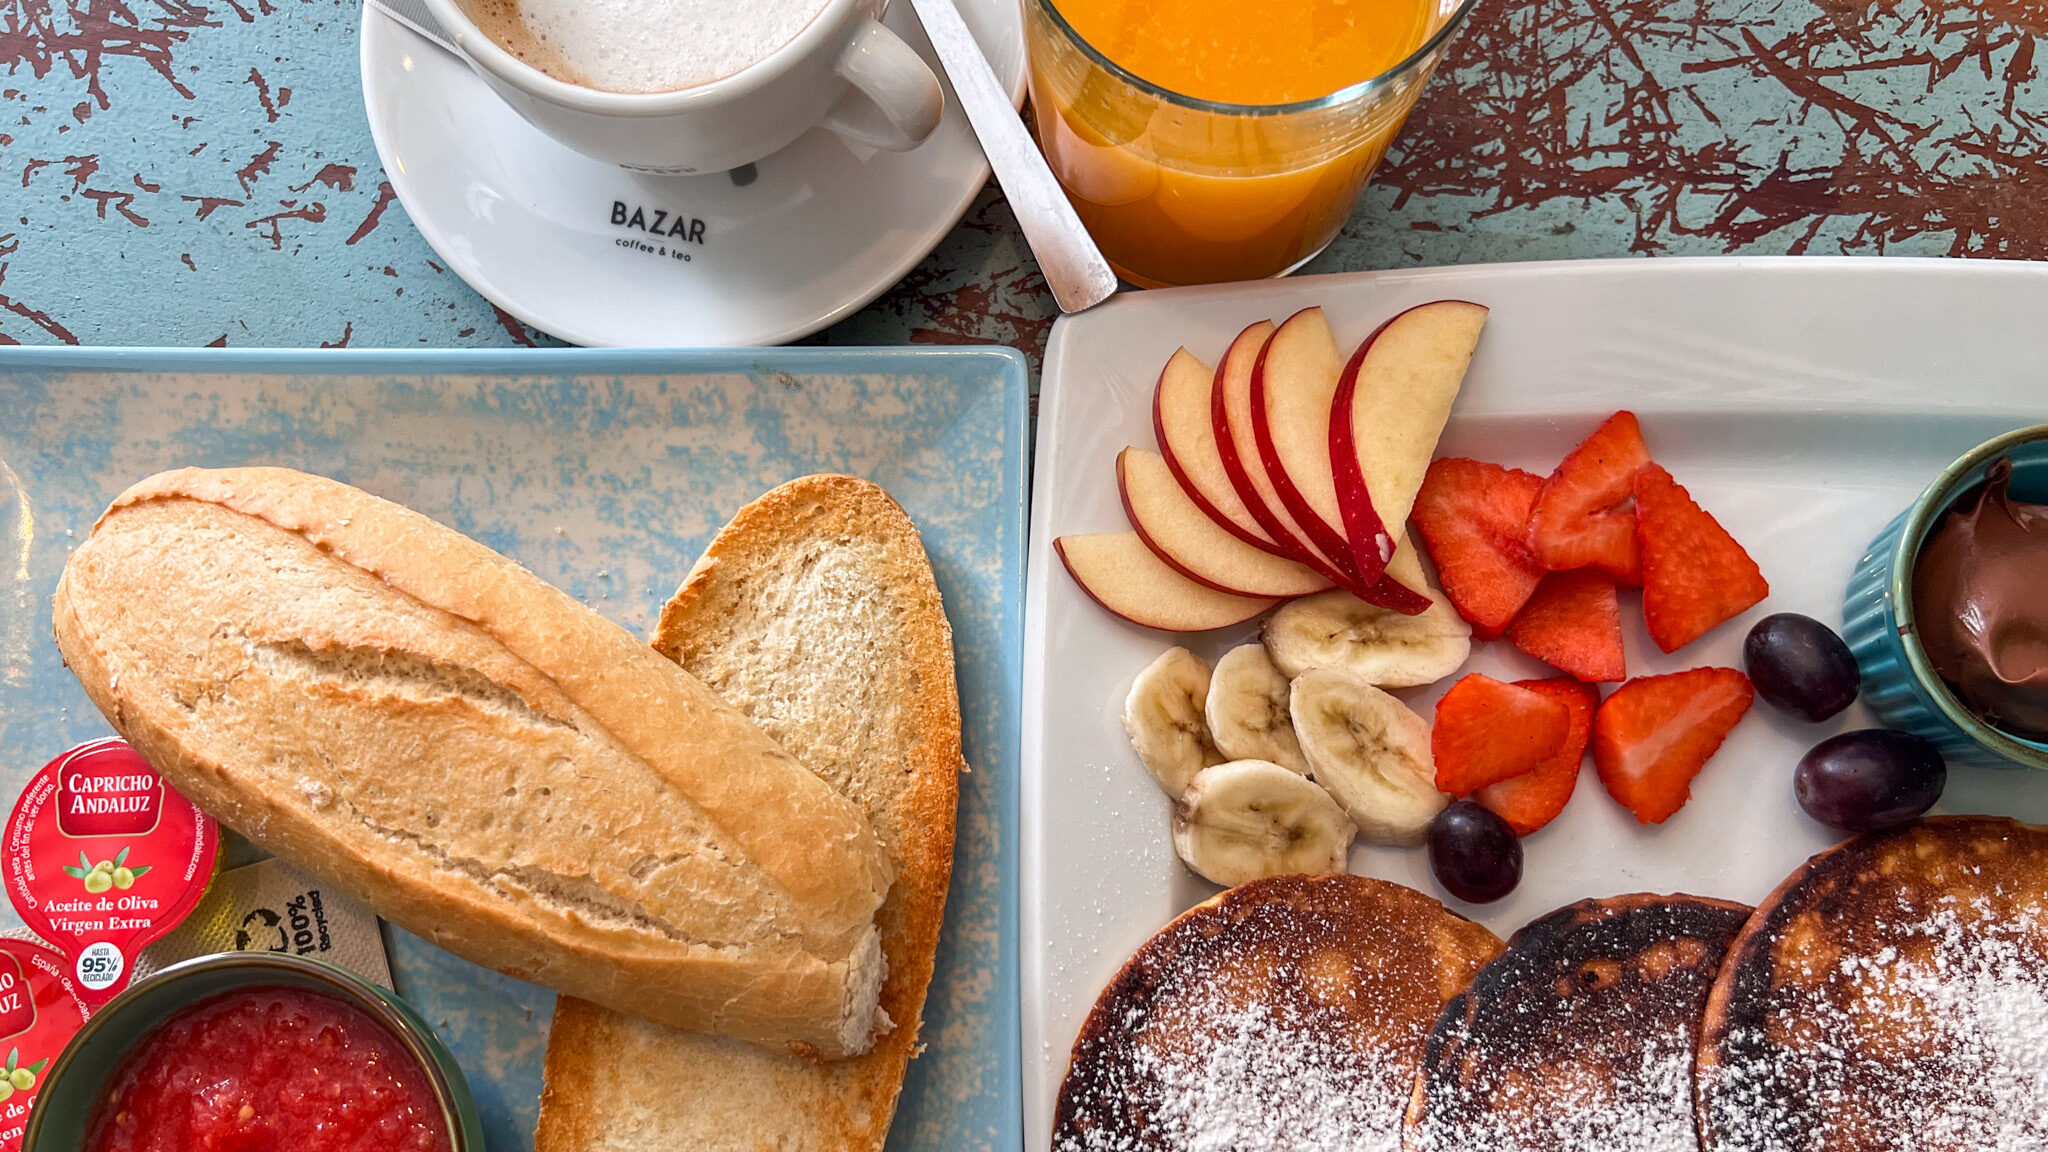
1023,256,2048,1150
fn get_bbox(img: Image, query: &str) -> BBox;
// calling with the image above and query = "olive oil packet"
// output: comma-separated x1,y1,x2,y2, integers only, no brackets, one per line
3,740,218,1008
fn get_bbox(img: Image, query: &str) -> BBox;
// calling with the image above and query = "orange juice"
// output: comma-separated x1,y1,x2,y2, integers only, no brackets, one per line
1025,0,1455,287
1053,0,1433,105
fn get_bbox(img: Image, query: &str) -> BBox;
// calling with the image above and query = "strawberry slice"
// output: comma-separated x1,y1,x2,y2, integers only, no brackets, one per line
1526,411,1652,583
1635,464,1770,653
1592,667,1754,824
1507,569,1626,683
1411,458,1547,638
1432,673,1573,796
1477,678,1599,835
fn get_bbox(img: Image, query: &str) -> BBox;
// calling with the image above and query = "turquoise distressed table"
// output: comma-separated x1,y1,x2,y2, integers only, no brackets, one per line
1,0,2040,354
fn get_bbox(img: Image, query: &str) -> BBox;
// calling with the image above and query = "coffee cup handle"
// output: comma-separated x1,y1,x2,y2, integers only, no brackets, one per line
820,18,945,152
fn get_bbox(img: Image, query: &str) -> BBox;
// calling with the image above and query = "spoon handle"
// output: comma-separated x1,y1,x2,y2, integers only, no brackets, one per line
905,0,1119,313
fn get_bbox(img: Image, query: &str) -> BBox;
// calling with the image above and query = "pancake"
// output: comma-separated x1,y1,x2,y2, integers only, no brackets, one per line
1053,873,1502,1152
1405,893,1750,1151
1697,816,2048,1152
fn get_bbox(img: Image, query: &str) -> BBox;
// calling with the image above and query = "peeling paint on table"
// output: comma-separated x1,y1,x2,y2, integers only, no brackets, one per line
1328,0,2048,269
2,0,2042,352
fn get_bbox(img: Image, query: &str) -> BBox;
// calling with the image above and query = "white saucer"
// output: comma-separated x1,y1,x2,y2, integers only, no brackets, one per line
359,1,1025,347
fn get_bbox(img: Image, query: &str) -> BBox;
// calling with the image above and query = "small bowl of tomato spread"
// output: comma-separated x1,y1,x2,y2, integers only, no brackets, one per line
23,952,480,1152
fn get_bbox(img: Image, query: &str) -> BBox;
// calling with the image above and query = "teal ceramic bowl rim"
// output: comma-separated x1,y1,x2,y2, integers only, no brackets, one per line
22,951,479,1152
1889,423,2048,770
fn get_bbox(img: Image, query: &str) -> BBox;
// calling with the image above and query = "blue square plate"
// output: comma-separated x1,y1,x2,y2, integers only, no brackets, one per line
0,346,1027,1152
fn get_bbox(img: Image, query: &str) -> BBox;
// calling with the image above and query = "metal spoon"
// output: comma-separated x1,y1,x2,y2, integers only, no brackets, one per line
904,0,1120,313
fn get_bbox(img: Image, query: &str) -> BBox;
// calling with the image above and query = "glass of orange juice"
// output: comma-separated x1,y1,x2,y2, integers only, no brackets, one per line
1025,0,1478,288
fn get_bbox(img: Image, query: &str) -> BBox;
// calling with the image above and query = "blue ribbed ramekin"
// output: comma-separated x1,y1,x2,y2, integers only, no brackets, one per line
1842,425,2048,771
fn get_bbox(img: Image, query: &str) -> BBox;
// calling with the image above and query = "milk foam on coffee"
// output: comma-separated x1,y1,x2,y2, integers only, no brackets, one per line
468,0,830,93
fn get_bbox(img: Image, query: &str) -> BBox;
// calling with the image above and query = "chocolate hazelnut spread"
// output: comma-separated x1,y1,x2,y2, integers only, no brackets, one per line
1912,457,2048,742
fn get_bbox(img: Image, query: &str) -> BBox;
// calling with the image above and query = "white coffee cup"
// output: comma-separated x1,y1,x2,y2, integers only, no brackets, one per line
419,0,947,175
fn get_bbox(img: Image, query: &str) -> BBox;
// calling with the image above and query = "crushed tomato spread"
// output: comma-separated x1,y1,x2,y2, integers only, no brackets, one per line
84,987,451,1152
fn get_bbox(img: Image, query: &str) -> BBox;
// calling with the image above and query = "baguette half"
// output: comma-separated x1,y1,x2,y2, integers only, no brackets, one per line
53,467,893,1058
538,475,963,1152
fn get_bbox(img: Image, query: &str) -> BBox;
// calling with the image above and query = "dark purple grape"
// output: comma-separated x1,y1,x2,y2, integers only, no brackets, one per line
1795,729,1946,832
1744,613,1861,722
1428,801,1522,904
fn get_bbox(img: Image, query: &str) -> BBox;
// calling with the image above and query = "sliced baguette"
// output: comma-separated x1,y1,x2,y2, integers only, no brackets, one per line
52,467,893,1057
538,475,963,1152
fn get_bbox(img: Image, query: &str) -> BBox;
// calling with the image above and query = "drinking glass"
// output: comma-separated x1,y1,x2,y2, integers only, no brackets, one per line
1024,0,1480,288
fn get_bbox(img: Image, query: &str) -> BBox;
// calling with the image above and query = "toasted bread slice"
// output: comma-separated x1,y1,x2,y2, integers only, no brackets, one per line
1697,816,2048,1152
536,475,964,1152
1054,874,1502,1152
1406,893,1750,1151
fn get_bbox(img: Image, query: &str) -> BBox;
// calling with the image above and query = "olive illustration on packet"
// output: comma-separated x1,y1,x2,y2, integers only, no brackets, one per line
60,846,149,894
0,1047,46,1101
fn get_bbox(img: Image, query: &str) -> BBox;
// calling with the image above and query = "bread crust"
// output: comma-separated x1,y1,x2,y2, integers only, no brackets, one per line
657,474,963,959
53,467,893,1057
538,474,964,1152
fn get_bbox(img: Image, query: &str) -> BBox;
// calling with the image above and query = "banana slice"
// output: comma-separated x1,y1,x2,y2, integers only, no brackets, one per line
1206,644,1310,775
1263,582,1471,689
1290,668,1448,846
1171,760,1356,887
1124,647,1223,798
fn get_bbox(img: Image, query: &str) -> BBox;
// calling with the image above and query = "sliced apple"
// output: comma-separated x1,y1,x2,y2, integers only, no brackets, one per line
1209,318,1432,615
1151,348,1290,557
1204,317,1433,610
1056,532,1278,632
1250,307,1358,576
1210,320,1346,576
1333,300,1490,570
1382,541,1436,600
1330,320,1399,573
1119,447,1332,598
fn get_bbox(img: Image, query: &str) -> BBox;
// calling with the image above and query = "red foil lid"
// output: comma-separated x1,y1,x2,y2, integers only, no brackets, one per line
4,740,219,1007
0,938,88,1152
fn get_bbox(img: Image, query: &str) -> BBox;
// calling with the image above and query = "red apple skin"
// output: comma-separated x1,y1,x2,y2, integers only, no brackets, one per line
1210,324,1355,587
1119,450,1261,596
1054,535,1275,632
1250,307,1359,577
1357,567,1433,614
1209,319,1431,616
1330,318,1398,579
1336,298,1490,566
1212,322,1316,566
1151,352,1293,559
1117,448,1331,598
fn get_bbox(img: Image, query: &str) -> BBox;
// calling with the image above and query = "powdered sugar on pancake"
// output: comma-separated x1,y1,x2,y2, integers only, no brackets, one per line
1410,1036,1700,1152
1140,1001,1400,1151
1406,897,1746,1152
1051,876,1499,1152
1058,992,1406,1152
510,0,826,92
1704,898,2048,1152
